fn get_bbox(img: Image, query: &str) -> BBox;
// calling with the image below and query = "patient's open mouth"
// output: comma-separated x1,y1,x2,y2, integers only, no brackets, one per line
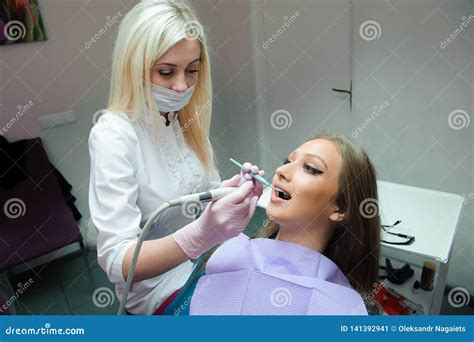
275,187,291,201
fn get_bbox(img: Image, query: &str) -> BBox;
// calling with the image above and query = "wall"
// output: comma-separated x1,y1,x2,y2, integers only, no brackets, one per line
0,0,139,246
352,0,473,293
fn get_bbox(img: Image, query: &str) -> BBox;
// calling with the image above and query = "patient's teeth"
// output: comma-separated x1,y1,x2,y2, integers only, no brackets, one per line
275,188,291,200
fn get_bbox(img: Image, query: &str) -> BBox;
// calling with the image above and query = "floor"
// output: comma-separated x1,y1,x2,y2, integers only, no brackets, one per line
1,208,472,315
4,251,118,315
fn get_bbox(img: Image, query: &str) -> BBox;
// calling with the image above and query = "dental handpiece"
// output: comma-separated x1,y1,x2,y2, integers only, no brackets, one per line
173,187,237,204
229,158,275,190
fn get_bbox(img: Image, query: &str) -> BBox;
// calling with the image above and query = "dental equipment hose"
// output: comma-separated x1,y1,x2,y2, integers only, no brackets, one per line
117,187,236,315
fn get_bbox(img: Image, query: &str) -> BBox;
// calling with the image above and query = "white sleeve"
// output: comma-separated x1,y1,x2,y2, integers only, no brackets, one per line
88,116,142,285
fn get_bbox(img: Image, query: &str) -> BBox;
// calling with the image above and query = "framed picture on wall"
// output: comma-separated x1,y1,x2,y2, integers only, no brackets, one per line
0,0,47,46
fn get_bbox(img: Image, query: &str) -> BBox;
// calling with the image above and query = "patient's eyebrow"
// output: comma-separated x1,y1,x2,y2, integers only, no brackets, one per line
289,150,328,170
305,153,328,170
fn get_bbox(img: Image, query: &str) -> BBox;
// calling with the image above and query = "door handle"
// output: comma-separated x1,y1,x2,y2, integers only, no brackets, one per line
332,81,352,111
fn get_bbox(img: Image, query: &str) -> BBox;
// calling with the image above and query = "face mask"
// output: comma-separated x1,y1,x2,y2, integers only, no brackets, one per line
151,83,195,113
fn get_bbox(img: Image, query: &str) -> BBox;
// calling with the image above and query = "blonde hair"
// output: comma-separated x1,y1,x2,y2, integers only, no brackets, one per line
108,0,214,168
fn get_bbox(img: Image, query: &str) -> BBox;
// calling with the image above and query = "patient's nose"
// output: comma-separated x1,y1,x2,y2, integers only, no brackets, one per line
276,163,292,183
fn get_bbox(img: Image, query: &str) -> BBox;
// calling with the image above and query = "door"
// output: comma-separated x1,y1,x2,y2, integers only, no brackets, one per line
252,0,354,174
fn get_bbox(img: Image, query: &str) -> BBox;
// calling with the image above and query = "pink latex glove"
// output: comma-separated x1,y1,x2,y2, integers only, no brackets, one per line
227,162,265,198
173,166,264,259
240,162,266,185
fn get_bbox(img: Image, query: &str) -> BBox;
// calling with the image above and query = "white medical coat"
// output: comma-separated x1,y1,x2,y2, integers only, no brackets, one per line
88,111,220,314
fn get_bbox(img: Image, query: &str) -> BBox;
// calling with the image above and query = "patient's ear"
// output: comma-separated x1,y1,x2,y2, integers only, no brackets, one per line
329,208,346,222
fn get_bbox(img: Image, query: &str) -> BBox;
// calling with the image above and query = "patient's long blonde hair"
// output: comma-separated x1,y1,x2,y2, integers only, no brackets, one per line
108,0,214,169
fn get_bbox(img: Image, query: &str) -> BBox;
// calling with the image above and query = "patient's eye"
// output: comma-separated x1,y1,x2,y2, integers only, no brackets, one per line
304,164,323,175
283,158,322,175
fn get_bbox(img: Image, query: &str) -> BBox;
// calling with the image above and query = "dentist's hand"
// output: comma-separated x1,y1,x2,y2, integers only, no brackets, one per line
173,180,262,259
241,162,265,180
227,162,265,198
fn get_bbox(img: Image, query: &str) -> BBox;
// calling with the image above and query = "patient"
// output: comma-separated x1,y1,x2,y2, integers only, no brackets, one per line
166,134,380,315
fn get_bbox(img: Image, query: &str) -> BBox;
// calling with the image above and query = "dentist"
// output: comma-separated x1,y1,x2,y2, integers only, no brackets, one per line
88,0,263,315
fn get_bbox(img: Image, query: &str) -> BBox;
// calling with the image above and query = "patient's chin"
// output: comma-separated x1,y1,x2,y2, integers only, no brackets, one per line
265,204,280,221
266,204,292,224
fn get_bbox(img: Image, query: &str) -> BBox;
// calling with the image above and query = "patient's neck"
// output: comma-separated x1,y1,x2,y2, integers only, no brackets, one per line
275,222,332,254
